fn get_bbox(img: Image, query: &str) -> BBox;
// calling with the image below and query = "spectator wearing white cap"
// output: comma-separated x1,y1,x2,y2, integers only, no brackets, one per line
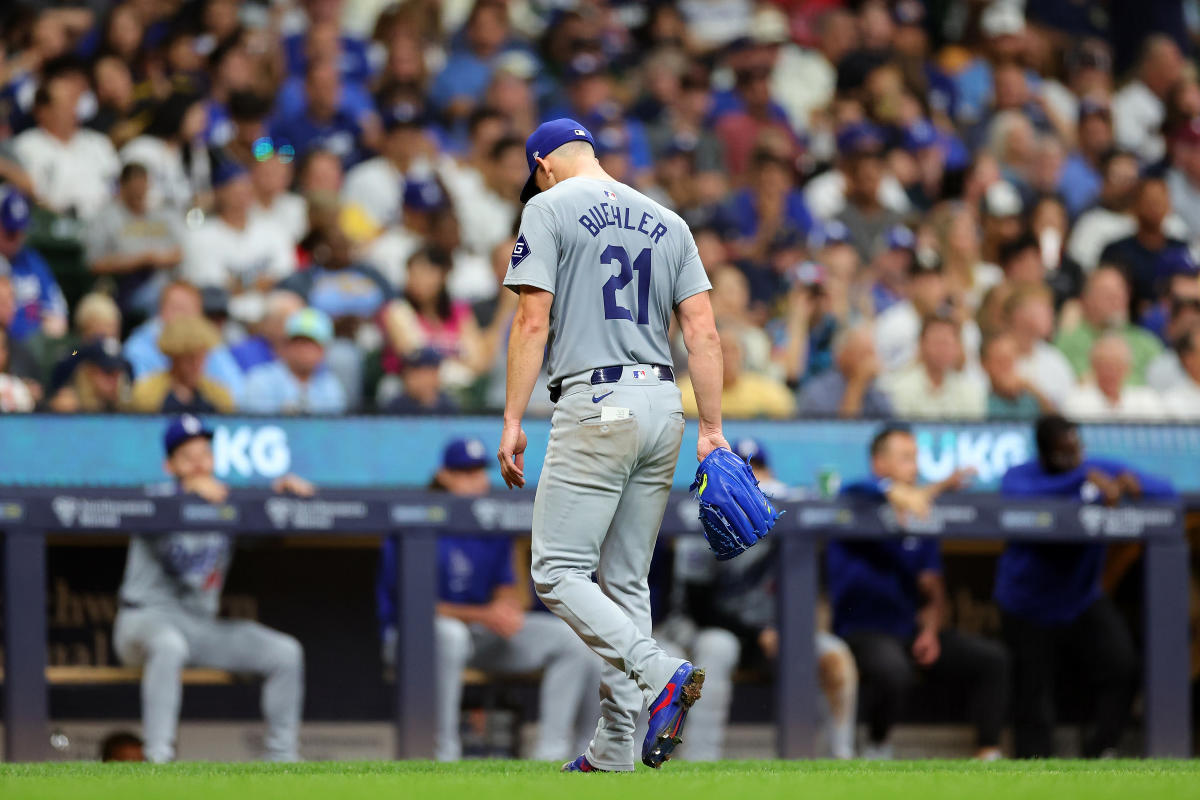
242,308,347,415
1063,334,1165,421
954,1,1030,126
1112,35,1185,165
1066,150,1140,272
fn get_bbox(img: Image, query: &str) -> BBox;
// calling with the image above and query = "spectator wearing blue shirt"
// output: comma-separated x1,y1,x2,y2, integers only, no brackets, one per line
0,186,67,342
829,426,1008,759
242,309,347,415
124,281,246,405
724,150,813,262
430,2,524,120
996,415,1174,758
270,58,372,168
798,325,893,418
229,290,306,373
375,438,600,762
1058,100,1112,219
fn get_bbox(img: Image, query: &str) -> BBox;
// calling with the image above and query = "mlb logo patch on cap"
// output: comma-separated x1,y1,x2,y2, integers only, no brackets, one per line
510,234,531,269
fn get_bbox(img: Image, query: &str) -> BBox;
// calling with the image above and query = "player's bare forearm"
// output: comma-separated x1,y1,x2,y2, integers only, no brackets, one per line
676,292,723,436
498,288,551,488
915,571,947,632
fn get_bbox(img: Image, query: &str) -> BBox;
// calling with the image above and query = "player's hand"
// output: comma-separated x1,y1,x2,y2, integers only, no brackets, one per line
1086,469,1122,507
497,423,528,489
912,628,941,666
941,467,976,493
886,483,933,521
272,474,316,497
483,601,525,639
182,475,229,504
758,627,779,660
1116,471,1142,500
696,430,730,462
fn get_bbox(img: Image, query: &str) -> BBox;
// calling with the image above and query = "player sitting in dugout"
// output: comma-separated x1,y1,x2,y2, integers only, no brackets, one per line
113,414,314,763
658,438,859,760
996,414,1175,758
376,437,601,762
830,424,1010,760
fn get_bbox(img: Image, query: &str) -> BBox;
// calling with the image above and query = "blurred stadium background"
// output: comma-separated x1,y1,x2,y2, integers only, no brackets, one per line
0,0,1199,766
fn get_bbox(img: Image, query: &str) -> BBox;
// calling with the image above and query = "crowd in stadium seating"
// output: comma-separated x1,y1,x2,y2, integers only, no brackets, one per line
1,0,1199,420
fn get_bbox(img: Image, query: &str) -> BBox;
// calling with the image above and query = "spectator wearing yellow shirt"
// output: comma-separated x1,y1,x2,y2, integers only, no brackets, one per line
679,332,795,419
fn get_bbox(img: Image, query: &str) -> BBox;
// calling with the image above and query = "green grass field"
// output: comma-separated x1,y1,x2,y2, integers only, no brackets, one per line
2,760,1199,800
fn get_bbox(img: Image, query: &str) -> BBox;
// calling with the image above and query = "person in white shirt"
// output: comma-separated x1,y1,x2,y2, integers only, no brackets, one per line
12,77,120,221
875,251,981,373
1065,150,1139,272
1063,334,1166,421
119,92,211,212
180,163,296,323
441,135,525,259
1111,35,1183,166
1163,326,1200,419
882,315,987,419
340,106,429,229
248,148,307,246
1004,284,1077,409
1165,119,1200,248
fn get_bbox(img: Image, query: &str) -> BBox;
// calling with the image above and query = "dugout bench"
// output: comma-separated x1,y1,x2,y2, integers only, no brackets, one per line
0,488,1191,761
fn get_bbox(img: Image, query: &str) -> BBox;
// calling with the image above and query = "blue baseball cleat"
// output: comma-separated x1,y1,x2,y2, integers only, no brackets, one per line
561,754,606,772
641,662,705,768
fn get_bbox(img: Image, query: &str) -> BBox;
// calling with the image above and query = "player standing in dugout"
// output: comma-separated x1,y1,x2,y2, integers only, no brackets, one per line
496,119,778,772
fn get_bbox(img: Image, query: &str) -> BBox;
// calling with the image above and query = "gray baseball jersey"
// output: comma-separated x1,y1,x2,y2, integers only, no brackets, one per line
513,174,713,771
504,176,711,383
118,532,232,617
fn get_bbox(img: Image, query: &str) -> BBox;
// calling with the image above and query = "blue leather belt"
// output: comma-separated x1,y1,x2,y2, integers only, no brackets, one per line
549,364,675,403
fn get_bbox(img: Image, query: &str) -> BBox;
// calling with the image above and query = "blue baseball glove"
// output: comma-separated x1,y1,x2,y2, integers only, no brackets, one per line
689,447,783,560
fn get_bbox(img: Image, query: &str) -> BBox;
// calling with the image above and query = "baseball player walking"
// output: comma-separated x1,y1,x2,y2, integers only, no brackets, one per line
497,118,728,771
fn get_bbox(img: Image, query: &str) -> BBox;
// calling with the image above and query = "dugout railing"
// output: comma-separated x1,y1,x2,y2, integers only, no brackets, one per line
0,488,1191,761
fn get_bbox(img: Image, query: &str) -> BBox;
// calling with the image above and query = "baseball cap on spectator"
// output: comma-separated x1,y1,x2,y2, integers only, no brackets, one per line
285,308,333,345
836,121,885,157
909,248,944,277
442,437,489,471
405,347,443,370
733,438,770,467
984,181,1024,218
212,160,248,188
76,336,131,375
749,6,790,45
981,1,1025,38
902,119,939,152
564,53,607,83
494,51,539,81
885,225,917,253
893,0,925,26
808,220,852,249
163,414,214,457
1067,40,1112,74
1078,97,1112,122
1159,248,1200,278
0,187,32,233
786,260,826,291
381,102,426,131
520,118,596,202
403,178,449,212
665,131,700,158
595,125,630,157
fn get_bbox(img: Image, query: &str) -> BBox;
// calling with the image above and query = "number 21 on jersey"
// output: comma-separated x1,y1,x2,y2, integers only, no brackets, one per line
601,244,652,325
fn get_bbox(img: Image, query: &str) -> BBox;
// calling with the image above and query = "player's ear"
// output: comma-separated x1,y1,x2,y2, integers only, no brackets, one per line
534,155,554,189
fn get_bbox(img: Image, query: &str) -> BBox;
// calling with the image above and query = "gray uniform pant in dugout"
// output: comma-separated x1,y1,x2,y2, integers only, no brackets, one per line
530,370,688,771
113,607,304,762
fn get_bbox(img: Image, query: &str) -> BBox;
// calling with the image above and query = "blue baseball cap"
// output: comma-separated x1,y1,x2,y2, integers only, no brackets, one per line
835,121,884,157
808,219,851,249
212,160,248,188
902,119,939,152
0,186,32,233
885,224,916,252
285,308,333,344
442,437,489,471
164,414,214,456
403,178,448,212
1160,248,1200,279
521,118,595,203
733,438,770,467
405,346,443,369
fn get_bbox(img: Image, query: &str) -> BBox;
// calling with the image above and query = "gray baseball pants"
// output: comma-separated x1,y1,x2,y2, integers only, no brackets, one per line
530,371,688,771
433,613,601,761
113,606,304,763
